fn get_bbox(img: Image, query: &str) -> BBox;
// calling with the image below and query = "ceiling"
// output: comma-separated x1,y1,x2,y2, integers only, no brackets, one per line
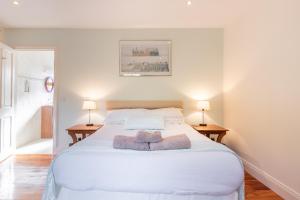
0,0,245,29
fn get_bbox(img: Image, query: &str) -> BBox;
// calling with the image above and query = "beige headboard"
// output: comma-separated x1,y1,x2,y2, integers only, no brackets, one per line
106,100,183,110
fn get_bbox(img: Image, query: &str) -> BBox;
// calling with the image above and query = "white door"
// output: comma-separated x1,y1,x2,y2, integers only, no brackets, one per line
0,43,14,161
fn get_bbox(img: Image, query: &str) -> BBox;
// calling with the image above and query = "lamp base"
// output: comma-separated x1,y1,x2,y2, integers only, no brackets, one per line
86,123,94,126
199,123,207,126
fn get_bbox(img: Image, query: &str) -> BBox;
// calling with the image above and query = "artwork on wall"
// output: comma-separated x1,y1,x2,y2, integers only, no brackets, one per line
119,40,172,76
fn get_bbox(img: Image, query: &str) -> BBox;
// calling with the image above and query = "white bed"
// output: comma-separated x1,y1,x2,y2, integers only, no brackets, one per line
43,102,244,200
44,123,244,200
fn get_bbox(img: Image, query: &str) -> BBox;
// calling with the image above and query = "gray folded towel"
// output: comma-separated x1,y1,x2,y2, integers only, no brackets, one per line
135,131,162,143
113,135,150,151
150,134,191,151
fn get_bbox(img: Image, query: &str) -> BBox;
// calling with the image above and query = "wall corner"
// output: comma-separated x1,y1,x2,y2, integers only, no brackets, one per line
0,28,4,42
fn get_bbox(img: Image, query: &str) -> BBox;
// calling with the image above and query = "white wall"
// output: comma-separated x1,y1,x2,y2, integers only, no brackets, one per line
3,29,224,152
223,0,300,199
15,50,54,147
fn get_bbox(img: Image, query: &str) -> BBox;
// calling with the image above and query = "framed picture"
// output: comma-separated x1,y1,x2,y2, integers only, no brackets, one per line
119,40,172,76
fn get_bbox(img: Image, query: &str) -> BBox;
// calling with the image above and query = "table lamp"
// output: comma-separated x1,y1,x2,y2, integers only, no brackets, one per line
197,100,210,126
82,100,96,126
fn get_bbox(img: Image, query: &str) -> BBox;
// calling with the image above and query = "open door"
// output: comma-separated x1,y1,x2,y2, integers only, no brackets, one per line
0,43,14,161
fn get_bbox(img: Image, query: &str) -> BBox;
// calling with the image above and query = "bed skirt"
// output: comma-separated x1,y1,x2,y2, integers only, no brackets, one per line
57,187,239,200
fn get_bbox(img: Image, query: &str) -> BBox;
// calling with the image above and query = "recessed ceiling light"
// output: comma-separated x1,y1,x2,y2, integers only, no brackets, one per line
12,0,20,6
187,1,192,6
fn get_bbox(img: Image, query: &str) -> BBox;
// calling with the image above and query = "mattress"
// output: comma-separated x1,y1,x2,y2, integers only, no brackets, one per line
44,123,244,200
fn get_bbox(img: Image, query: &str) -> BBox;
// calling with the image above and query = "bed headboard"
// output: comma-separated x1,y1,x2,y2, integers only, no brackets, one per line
106,100,183,110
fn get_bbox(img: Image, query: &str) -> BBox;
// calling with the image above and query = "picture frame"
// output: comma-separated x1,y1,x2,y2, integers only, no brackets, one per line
119,40,172,76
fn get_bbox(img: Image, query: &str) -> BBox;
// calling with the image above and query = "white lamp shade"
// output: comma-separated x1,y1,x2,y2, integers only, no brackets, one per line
197,100,210,111
82,100,96,110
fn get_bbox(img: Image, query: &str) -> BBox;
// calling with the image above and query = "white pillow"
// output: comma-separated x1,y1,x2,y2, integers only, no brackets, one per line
164,116,185,125
124,116,165,130
104,109,146,125
146,108,184,124
146,107,183,118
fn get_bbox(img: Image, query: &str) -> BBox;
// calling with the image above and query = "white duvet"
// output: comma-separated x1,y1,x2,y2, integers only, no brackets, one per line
43,123,244,200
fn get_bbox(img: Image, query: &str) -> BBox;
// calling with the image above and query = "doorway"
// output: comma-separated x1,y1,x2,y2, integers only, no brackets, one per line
0,43,14,161
14,49,55,154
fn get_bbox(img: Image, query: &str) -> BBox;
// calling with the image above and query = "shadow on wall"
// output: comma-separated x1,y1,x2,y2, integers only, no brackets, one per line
184,93,223,125
0,28,3,42
60,81,223,127
15,108,42,147
222,68,276,189
56,82,224,152
15,77,53,147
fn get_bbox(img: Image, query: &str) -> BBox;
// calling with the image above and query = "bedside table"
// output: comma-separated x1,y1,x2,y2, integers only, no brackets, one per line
192,124,229,143
66,124,102,146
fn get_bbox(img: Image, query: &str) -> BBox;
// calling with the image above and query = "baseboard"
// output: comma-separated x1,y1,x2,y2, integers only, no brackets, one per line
242,158,300,200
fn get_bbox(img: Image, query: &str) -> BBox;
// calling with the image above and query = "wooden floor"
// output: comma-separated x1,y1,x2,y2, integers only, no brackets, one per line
0,155,283,200
244,172,283,200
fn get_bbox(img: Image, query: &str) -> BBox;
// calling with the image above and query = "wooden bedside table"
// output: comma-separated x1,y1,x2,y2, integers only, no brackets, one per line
66,124,102,146
192,124,229,143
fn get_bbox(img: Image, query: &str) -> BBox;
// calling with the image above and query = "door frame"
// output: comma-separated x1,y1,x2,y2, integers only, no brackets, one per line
14,46,58,155
0,42,15,161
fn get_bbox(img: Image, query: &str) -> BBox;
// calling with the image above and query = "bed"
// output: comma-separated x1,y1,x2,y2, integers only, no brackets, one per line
43,101,244,200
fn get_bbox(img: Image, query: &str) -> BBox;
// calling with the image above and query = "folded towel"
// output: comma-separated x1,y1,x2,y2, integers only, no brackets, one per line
135,131,162,143
113,135,150,151
150,134,191,151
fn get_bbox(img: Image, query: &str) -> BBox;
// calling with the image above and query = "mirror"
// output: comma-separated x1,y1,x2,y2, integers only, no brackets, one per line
44,77,54,93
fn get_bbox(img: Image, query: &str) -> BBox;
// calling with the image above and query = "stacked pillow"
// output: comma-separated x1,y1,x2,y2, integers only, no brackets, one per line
104,108,146,125
147,108,184,125
104,107,184,129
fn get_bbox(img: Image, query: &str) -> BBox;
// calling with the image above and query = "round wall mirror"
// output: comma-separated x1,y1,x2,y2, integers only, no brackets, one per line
44,77,54,93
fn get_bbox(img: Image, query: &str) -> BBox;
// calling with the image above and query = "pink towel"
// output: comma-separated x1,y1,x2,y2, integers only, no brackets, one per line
150,134,191,151
113,135,150,151
135,131,162,143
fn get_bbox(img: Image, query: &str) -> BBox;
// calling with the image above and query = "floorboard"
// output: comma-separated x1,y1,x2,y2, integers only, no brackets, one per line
0,155,283,200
